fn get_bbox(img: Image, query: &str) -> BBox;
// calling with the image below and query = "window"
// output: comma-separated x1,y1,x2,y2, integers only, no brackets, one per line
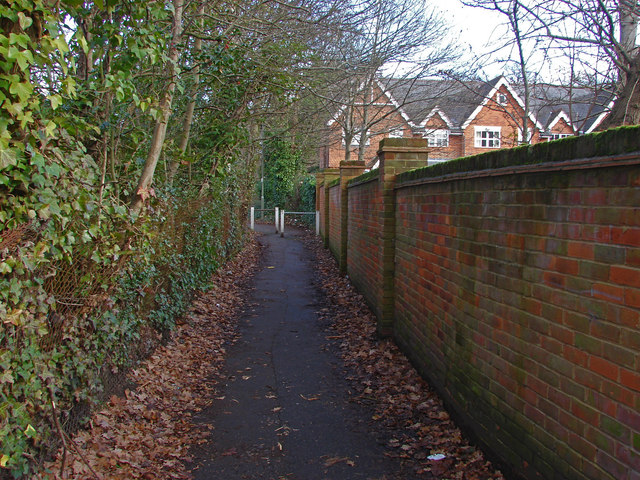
474,126,501,148
342,129,370,147
497,93,508,105
388,128,404,138
550,133,572,140
425,129,449,147
518,128,533,144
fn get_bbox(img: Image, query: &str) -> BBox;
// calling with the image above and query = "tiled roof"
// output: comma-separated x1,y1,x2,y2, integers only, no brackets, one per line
522,84,614,133
381,77,500,130
380,76,613,133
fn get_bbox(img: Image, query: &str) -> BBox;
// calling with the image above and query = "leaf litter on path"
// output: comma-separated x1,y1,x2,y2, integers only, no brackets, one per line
302,231,506,480
38,229,505,480
37,235,262,479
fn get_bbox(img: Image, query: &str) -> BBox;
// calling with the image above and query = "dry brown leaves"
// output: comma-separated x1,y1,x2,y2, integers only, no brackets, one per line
36,235,262,480
36,228,505,480
303,232,506,480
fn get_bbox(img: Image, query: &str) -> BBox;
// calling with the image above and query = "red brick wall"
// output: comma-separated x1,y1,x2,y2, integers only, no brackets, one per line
347,177,382,318
317,129,640,479
393,160,640,480
328,183,341,258
318,184,326,237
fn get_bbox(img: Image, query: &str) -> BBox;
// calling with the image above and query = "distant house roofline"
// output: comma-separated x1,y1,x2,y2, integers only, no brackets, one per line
547,110,574,133
375,78,419,129
460,76,545,131
420,106,454,129
326,73,612,138
585,98,616,133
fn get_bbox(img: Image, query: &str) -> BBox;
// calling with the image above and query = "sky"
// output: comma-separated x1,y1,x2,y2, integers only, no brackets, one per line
439,1,505,54
380,0,514,80
430,0,589,82
435,0,513,78
432,0,640,83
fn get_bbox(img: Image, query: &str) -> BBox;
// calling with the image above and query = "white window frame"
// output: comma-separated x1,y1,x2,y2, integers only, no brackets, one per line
550,133,572,140
497,93,508,105
342,129,370,147
517,128,533,144
474,126,501,148
388,128,404,138
425,129,450,147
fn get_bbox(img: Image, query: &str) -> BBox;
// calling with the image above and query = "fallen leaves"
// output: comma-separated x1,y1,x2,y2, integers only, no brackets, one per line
299,394,320,401
36,235,262,480
303,231,505,480
322,456,355,468
35,228,506,480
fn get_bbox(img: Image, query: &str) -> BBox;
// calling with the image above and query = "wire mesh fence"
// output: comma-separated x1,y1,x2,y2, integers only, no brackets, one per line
0,191,247,477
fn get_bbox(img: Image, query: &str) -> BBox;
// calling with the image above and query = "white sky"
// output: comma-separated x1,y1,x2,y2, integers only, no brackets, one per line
439,1,505,52
435,0,511,78
432,0,640,83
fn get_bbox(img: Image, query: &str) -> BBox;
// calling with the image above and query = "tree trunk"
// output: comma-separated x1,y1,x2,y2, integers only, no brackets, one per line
343,105,354,162
76,10,95,81
511,1,531,144
598,1,640,128
619,0,638,59
599,55,640,128
130,0,184,215
358,77,373,163
168,3,205,186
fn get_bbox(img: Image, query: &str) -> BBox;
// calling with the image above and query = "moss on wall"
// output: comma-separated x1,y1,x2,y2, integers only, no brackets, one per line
397,125,640,184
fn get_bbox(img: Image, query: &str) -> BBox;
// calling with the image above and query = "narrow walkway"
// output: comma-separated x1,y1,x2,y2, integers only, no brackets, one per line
190,223,414,480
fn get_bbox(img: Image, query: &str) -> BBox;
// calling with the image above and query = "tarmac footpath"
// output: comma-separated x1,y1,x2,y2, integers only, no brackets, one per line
190,223,415,480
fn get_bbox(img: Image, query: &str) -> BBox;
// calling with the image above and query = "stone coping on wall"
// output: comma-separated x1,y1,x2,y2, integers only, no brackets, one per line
347,168,380,187
396,125,640,187
327,177,341,188
378,137,431,152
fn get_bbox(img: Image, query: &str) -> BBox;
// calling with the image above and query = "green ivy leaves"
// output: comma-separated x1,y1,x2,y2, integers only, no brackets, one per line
0,0,261,476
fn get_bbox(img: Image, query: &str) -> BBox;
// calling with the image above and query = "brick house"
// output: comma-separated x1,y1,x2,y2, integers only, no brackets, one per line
320,76,613,168
321,81,412,169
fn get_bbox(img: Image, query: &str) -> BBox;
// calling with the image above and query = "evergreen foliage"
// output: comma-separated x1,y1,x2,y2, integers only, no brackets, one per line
0,1,292,475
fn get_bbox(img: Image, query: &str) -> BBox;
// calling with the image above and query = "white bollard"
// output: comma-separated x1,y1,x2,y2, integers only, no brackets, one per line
280,210,285,237
315,210,320,236
250,207,255,230
275,207,279,233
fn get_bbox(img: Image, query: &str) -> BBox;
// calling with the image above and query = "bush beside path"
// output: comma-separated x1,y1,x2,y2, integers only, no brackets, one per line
37,225,504,480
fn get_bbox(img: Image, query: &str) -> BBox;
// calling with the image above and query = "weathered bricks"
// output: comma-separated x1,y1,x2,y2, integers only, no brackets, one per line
392,155,640,480
327,181,340,257
316,129,640,480
347,174,382,318
375,138,430,336
318,169,338,246
338,161,366,273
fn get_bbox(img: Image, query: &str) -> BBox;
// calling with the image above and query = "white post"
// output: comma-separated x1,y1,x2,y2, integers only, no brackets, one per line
250,207,255,230
315,210,320,236
280,210,285,237
275,207,279,233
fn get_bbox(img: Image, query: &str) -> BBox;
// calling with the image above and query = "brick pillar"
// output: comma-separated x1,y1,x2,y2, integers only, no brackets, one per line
339,161,366,274
319,168,339,247
315,171,325,237
377,138,429,337
315,172,323,212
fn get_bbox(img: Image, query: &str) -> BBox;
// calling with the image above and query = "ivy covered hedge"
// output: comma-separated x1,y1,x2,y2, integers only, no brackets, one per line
0,1,262,477
1,172,251,478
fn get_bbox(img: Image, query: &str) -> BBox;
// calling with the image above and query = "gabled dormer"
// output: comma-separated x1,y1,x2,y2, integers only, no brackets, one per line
461,76,544,132
544,111,575,140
